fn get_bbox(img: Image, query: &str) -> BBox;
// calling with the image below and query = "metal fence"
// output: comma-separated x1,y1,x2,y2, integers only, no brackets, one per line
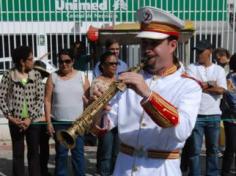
0,0,236,68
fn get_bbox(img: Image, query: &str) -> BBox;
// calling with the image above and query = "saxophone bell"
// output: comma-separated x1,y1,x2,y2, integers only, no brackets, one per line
57,128,77,149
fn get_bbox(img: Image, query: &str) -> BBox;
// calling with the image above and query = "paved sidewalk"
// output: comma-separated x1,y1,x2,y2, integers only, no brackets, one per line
1,140,235,176
0,140,97,176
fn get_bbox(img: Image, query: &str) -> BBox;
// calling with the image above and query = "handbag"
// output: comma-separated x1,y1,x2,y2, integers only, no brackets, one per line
221,72,236,114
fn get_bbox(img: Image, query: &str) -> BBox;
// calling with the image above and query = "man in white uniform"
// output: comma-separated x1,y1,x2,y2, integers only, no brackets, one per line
92,7,202,176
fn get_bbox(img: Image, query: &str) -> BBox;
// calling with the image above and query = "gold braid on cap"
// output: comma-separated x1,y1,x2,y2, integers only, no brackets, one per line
141,22,180,38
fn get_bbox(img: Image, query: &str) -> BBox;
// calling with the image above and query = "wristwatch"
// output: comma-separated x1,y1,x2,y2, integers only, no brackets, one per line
207,81,214,88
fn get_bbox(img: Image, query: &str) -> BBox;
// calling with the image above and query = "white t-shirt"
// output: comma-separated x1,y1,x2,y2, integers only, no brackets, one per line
187,63,227,115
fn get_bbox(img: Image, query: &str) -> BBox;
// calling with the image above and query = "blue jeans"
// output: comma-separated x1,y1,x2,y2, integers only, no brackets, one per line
188,115,220,176
221,121,236,175
97,127,119,176
54,123,85,176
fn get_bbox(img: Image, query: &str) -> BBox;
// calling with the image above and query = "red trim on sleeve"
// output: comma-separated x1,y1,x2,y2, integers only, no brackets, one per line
141,92,179,128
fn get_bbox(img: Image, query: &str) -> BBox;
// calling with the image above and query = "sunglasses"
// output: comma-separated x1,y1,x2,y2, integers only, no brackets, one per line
141,39,165,47
26,57,34,61
59,59,72,64
105,62,119,66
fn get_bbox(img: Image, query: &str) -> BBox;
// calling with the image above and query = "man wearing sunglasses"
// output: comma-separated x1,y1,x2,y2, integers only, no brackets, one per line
93,39,128,78
91,7,202,176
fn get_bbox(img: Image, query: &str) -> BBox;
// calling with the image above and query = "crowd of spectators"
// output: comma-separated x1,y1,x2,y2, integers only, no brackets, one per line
1,37,236,176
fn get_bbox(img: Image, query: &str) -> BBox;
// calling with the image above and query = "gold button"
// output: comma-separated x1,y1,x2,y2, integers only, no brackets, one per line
153,75,161,80
132,165,138,172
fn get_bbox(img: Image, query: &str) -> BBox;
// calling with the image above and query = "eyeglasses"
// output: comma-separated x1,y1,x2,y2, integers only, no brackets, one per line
108,48,120,51
105,62,119,66
26,57,33,61
59,59,72,64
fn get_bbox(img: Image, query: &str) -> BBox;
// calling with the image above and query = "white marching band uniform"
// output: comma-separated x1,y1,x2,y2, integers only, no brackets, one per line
91,6,202,176
105,68,202,176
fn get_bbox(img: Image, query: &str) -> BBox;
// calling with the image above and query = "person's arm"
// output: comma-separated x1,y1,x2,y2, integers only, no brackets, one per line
203,82,225,94
134,70,181,127
0,71,22,126
141,92,179,128
171,81,202,141
0,71,12,118
203,67,227,95
21,72,44,130
90,96,118,136
141,79,202,141
83,76,90,108
227,79,234,91
28,72,44,119
118,72,179,127
89,78,118,136
90,114,110,137
118,71,202,140
44,75,55,136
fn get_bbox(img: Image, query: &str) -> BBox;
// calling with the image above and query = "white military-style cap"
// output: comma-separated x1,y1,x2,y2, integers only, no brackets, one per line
34,60,56,75
136,7,185,39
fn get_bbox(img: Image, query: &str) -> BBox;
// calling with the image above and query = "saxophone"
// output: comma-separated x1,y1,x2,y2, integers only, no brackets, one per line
57,63,145,149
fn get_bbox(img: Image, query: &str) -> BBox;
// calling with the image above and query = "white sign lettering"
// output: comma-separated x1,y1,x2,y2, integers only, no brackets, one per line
56,0,108,11
56,0,128,11
113,0,128,10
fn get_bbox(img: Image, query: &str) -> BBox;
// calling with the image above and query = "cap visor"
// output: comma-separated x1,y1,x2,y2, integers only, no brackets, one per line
136,31,169,39
34,67,50,75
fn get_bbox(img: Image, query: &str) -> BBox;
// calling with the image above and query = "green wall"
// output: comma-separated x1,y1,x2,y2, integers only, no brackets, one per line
0,0,228,22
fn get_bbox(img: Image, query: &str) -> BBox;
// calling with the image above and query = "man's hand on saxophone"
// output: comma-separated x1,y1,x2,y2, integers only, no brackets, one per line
119,72,152,99
91,83,112,112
